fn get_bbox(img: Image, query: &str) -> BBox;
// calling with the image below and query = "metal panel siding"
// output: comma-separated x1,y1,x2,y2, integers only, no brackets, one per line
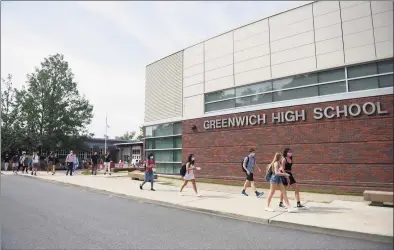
144,51,183,123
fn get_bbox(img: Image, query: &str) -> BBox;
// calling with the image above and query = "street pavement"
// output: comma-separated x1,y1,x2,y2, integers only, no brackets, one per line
1,175,392,250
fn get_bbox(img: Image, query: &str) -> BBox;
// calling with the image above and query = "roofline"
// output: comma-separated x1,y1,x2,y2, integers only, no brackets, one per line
113,142,143,146
146,1,315,67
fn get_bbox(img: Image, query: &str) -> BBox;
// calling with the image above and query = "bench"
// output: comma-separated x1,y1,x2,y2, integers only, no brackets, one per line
363,190,393,206
128,170,158,181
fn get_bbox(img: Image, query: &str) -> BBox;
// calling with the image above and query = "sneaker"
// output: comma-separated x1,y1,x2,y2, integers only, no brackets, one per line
265,207,274,212
196,193,202,197
279,202,286,208
140,185,143,190
241,190,248,196
256,191,264,198
287,207,298,213
297,203,306,209
31,172,34,176
34,173,37,176
151,188,155,191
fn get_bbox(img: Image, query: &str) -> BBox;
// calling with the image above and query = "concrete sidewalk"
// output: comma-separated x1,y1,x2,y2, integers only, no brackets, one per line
5,171,393,243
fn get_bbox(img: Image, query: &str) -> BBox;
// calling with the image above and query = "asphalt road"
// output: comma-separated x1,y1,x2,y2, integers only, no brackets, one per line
1,175,392,250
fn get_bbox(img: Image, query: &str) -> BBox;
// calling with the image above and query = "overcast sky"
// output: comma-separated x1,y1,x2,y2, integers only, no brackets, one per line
1,1,309,139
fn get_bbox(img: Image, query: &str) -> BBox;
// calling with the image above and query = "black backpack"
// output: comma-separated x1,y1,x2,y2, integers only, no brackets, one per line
180,164,187,177
241,156,250,172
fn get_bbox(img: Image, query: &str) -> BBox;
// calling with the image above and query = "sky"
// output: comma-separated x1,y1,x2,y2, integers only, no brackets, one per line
1,1,310,139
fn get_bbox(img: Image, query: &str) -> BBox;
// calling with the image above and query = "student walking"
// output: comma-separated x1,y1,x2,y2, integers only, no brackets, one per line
91,152,99,175
65,151,75,176
27,155,33,174
279,148,305,209
104,153,111,175
3,154,10,171
31,152,39,176
179,154,202,197
19,152,28,174
241,148,264,198
52,153,59,175
12,153,19,174
73,152,79,173
265,152,297,213
47,152,55,174
140,153,156,191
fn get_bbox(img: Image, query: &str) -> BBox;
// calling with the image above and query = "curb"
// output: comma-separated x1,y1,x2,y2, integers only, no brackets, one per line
20,175,393,244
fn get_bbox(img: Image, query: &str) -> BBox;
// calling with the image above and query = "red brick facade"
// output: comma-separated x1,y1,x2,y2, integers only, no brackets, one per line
182,95,393,194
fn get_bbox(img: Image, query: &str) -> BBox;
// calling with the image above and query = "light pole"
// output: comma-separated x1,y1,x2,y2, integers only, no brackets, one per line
104,113,110,155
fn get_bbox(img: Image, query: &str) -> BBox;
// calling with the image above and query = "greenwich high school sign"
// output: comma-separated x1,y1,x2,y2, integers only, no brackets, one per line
203,101,389,130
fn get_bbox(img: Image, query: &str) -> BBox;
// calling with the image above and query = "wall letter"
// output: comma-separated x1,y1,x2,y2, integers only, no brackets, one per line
228,118,235,127
377,101,389,115
222,119,228,128
324,106,336,119
295,110,306,121
204,120,210,130
362,102,376,116
236,116,245,126
210,120,216,129
215,119,222,129
285,111,295,122
348,104,361,117
272,112,281,123
336,105,348,118
314,108,323,120
249,115,258,126
257,114,266,124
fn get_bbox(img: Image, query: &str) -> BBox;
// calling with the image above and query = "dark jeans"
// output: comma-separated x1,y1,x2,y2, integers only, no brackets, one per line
91,164,98,175
66,162,73,176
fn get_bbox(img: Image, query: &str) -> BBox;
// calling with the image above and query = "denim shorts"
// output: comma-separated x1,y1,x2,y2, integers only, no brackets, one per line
33,163,39,169
270,174,282,184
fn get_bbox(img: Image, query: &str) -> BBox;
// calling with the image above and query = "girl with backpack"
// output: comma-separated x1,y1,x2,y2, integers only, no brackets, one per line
179,154,202,197
265,152,297,213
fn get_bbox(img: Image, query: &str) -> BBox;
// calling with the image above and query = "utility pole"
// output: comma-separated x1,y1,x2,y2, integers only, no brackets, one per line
105,113,110,155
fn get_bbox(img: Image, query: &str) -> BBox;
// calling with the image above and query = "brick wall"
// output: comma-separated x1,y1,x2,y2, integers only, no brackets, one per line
182,95,393,194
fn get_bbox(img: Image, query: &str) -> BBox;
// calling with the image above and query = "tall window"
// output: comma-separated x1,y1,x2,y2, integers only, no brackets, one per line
204,59,393,113
145,122,182,174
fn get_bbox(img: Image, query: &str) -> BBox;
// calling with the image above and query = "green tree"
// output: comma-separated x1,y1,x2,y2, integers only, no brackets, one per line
115,131,136,140
136,126,144,140
20,54,93,153
1,74,24,154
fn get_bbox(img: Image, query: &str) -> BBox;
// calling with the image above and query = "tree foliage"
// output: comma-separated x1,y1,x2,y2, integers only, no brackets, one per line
136,126,144,141
115,131,136,140
1,54,94,155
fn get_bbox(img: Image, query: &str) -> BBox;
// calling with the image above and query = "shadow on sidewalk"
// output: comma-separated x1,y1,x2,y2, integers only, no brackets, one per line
297,206,351,214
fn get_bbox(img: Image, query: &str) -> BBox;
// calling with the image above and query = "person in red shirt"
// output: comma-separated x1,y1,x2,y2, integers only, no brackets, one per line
140,153,156,191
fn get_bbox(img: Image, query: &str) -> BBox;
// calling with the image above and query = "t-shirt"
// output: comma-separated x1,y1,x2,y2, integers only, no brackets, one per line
145,159,155,173
91,155,98,164
32,155,40,163
4,156,10,163
12,155,19,162
243,156,256,174
105,155,111,163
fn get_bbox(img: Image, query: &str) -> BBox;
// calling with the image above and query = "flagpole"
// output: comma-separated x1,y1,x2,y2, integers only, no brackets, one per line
105,113,108,155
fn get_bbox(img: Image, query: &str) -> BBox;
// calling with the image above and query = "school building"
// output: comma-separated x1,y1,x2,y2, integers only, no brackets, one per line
142,1,393,194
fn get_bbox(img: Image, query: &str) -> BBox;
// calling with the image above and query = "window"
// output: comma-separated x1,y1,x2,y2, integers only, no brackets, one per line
203,59,393,113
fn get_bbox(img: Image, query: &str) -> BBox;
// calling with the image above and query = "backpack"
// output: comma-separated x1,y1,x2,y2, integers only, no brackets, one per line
241,156,249,172
265,165,273,182
180,164,187,177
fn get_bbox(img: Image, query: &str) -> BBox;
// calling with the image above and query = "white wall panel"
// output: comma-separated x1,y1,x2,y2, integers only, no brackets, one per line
183,63,203,78
183,83,204,98
313,1,340,17
145,51,183,123
342,16,373,35
315,37,343,55
374,25,394,43
183,94,204,119
340,1,367,9
205,75,234,93
204,44,233,62
204,32,233,52
314,10,341,29
183,43,204,69
371,1,393,15
205,65,233,81
234,32,269,52
269,4,312,27
271,56,316,79
234,67,271,86
270,18,314,41
205,54,233,72
340,2,371,22
271,44,315,65
376,40,394,59
270,31,314,53
234,44,270,63
183,73,204,87
234,19,269,41
372,10,394,28
234,55,270,74
343,29,374,49
317,50,345,69
315,24,342,42
345,44,376,64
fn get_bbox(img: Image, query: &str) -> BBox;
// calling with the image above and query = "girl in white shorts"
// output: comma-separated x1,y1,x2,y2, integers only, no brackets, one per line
179,154,202,197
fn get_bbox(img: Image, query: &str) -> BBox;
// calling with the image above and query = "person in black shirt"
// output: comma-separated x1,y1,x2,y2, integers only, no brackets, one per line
104,153,111,175
53,153,59,175
91,152,99,176
3,154,10,171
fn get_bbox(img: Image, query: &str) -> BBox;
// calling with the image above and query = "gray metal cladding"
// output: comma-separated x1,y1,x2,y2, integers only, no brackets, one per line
144,51,183,123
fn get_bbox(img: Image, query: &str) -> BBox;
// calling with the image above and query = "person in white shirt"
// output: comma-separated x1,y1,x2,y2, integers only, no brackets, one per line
65,150,75,176
31,152,40,176
179,154,202,197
